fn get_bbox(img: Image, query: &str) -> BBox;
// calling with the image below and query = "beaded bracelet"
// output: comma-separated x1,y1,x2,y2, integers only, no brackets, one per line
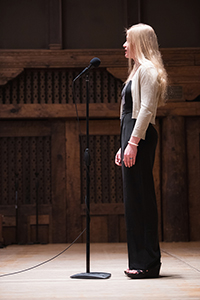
128,141,138,147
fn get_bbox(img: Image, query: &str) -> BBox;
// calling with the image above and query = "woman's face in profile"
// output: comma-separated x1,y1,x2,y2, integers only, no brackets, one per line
123,35,135,60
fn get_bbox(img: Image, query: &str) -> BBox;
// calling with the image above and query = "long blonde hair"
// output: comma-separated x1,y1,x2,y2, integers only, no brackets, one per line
126,23,168,106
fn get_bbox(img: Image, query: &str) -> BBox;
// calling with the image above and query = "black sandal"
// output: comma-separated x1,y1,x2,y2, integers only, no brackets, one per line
124,263,161,279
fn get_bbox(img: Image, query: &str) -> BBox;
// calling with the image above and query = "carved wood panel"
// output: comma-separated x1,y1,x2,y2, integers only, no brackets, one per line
80,135,123,205
0,120,66,245
0,68,122,104
0,136,51,206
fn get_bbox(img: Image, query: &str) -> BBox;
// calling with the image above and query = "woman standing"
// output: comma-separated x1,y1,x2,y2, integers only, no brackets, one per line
115,23,167,279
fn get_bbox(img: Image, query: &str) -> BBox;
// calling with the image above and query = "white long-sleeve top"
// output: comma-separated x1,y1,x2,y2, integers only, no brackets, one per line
120,61,159,140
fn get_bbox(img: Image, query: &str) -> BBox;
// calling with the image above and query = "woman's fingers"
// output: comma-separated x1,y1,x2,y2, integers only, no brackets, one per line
124,155,134,167
115,155,121,166
123,144,137,167
115,149,122,166
116,161,122,166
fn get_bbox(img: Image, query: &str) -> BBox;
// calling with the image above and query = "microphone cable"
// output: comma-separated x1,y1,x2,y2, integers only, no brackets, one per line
0,228,86,278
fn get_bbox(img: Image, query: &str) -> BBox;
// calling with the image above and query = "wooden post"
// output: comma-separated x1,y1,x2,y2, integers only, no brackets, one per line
49,0,62,50
127,0,142,26
65,120,82,242
51,120,66,242
162,116,189,241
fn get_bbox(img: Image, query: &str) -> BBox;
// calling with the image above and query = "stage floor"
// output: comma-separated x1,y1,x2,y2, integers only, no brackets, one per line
0,242,200,299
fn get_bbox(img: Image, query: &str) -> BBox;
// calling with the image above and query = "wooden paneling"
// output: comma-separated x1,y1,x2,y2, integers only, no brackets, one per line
62,0,127,49
0,1,49,50
0,48,200,243
0,120,66,245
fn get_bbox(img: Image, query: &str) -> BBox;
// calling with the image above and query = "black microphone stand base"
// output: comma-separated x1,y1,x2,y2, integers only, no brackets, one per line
70,272,111,279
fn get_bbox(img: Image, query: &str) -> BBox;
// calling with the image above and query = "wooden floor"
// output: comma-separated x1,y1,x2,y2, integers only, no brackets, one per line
0,242,200,299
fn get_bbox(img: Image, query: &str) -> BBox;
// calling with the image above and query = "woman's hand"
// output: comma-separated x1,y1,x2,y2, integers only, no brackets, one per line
123,143,138,168
115,148,122,166
123,136,140,167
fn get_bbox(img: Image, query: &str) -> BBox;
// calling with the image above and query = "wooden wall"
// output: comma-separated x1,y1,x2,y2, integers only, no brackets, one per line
0,0,200,49
0,48,200,245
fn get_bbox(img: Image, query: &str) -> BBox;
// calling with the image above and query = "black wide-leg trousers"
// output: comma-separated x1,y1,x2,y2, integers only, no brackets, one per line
121,113,161,270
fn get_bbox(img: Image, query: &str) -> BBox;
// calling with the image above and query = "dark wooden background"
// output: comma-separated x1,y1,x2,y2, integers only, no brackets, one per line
0,0,200,245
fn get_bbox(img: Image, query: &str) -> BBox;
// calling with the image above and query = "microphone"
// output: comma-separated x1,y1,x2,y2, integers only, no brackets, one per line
73,57,101,81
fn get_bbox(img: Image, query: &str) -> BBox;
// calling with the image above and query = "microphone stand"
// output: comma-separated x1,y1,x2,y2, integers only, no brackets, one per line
70,74,111,280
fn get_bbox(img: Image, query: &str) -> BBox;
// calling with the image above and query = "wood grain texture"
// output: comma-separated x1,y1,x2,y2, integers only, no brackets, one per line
0,48,199,86
1,243,200,299
65,120,82,242
51,121,66,243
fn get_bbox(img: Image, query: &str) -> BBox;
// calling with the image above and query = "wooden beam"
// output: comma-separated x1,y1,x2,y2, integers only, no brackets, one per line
0,120,51,136
166,66,200,83
158,102,200,117
0,48,199,69
0,48,199,86
161,48,198,66
0,103,120,118
1,102,200,119
0,49,127,69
